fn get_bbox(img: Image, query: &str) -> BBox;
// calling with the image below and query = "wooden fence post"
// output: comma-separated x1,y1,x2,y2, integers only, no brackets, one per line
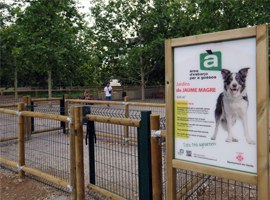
74,106,85,200
35,89,38,97
124,96,129,143
18,102,25,178
23,95,31,140
64,94,69,134
70,107,77,200
150,114,162,200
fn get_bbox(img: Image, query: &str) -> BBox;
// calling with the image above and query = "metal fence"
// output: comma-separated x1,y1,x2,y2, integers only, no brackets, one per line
161,136,258,200
88,120,140,199
0,104,73,193
0,109,19,167
24,122,70,186
0,97,269,200
84,106,140,199
30,99,66,134
54,102,270,200
0,95,22,105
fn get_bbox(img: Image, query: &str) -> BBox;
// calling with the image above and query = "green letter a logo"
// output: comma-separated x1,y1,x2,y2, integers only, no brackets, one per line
200,51,221,71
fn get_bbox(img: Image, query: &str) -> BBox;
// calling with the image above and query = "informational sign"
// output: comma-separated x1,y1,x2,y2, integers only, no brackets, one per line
174,38,257,174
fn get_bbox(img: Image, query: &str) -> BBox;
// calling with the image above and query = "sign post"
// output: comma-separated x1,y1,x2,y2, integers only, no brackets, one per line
165,25,269,200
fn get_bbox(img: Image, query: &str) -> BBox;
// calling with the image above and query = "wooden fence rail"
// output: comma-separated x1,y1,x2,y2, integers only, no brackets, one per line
0,105,78,198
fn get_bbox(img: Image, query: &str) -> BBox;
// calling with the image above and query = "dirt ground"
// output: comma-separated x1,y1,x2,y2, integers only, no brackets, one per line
0,167,70,200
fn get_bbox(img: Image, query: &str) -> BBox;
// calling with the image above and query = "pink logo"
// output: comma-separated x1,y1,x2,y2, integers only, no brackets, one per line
236,153,244,162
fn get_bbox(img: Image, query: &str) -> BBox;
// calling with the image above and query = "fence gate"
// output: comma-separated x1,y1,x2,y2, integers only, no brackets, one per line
85,111,153,200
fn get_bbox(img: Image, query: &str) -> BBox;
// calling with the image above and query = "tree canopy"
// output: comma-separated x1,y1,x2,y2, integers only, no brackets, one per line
89,0,269,87
1,0,93,88
1,0,269,92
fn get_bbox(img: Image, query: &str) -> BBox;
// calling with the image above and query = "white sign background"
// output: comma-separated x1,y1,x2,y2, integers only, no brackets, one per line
174,38,257,174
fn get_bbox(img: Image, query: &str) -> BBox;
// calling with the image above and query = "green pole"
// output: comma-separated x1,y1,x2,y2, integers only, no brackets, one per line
138,111,153,200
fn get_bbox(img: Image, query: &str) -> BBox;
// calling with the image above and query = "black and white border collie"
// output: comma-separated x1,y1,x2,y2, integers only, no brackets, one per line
211,68,255,144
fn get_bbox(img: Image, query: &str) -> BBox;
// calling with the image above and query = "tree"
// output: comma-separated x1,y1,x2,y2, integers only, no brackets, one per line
90,0,156,100
0,2,25,98
5,0,89,96
2,0,268,96
89,0,269,100
24,0,84,96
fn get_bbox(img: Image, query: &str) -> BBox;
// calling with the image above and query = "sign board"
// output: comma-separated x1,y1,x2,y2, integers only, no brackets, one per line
165,25,269,200
174,38,257,173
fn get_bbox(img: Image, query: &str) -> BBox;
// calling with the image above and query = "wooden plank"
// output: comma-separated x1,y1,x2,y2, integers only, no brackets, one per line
67,99,123,105
1,157,70,189
0,157,18,168
18,102,25,178
22,166,69,188
165,38,177,200
64,95,69,134
21,111,69,122
0,108,18,115
74,107,85,200
0,136,18,142
256,24,269,200
23,96,31,140
32,98,61,102
171,26,256,47
86,115,141,127
124,102,165,107
0,103,18,108
69,107,76,200
172,159,257,185
151,115,162,200
66,99,165,107
87,184,126,200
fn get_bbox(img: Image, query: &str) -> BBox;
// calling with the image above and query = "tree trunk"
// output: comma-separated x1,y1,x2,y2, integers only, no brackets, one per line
48,70,52,98
140,65,145,101
14,66,18,99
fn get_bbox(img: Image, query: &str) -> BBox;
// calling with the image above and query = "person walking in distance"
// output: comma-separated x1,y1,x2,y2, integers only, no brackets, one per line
104,81,112,101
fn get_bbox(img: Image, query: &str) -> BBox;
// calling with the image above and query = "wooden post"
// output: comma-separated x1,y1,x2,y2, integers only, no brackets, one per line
18,102,25,178
48,70,52,98
64,94,69,114
64,94,69,134
74,106,85,200
124,96,129,143
23,96,31,140
70,107,77,200
165,38,177,200
256,24,269,200
14,66,18,99
150,114,162,200
35,89,38,98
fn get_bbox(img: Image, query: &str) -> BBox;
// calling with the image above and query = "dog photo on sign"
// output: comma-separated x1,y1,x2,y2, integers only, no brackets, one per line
211,67,255,145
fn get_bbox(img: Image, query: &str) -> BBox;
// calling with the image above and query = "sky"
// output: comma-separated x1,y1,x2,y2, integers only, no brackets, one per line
76,0,93,25
3,0,93,24
77,0,91,14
